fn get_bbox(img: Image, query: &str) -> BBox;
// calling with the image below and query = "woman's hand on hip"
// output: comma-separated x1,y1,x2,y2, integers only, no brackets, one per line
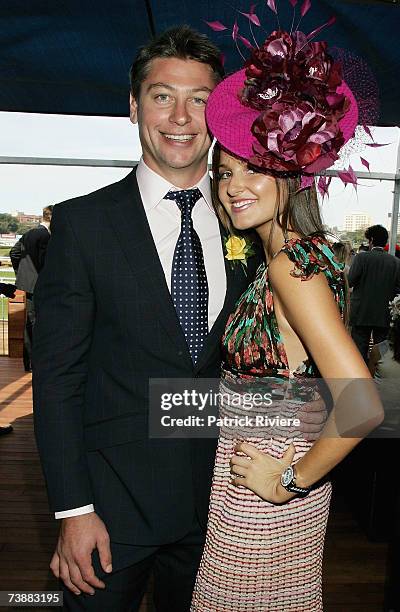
230,442,297,504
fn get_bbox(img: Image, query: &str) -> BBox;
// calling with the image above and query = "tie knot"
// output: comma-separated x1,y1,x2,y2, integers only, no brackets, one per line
165,188,202,215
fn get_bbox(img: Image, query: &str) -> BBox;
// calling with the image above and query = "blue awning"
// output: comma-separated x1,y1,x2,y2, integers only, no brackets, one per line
1,0,399,125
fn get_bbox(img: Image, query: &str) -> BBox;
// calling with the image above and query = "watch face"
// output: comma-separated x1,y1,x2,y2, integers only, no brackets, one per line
281,466,294,487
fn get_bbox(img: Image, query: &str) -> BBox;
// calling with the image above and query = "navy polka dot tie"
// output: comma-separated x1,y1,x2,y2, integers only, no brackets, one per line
165,188,209,364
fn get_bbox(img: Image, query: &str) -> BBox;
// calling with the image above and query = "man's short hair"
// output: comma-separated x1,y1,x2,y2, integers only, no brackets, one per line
42,205,54,222
129,25,224,100
365,224,389,247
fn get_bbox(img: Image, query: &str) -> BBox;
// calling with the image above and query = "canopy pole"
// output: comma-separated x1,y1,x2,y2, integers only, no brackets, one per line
0,156,398,181
144,0,156,38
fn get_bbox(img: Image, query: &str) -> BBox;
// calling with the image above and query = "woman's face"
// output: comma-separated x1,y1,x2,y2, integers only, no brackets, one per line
217,150,278,232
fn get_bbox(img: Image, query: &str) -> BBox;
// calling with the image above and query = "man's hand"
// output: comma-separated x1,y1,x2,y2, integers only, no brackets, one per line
50,512,112,595
298,397,328,441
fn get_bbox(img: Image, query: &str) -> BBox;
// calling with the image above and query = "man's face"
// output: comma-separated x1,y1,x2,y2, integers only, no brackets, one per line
130,57,216,185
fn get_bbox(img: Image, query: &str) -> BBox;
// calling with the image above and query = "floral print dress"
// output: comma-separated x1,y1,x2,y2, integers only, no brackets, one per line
191,236,345,612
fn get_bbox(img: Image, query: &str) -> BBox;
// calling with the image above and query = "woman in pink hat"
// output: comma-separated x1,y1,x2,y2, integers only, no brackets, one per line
191,23,383,612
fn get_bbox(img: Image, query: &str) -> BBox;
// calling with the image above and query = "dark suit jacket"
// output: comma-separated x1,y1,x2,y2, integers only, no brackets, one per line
10,225,50,273
348,248,400,327
32,169,260,545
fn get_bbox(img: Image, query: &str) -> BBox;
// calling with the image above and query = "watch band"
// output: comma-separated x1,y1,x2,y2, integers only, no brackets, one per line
285,483,311,497
280,465,311,498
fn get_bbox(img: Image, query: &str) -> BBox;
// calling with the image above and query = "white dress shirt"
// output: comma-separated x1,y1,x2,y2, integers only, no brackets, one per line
55,159,226,519
39,221,51,233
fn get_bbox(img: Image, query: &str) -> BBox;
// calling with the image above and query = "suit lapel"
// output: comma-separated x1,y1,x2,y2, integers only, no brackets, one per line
106,168,192,360
194,223,251,372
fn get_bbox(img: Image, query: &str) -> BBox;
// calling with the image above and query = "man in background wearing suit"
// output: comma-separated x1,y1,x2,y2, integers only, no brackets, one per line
10,205,53,371
33,26,324,611
10,205,54,278
349,224,400,361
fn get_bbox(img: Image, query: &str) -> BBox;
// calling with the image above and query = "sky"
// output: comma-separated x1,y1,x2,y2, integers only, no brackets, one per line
0,111,399,232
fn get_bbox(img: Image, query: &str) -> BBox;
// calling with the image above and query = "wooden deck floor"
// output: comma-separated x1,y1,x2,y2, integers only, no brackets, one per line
0,357,389,611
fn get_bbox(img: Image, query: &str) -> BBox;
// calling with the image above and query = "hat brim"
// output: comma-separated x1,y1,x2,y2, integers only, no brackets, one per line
206,68,359,164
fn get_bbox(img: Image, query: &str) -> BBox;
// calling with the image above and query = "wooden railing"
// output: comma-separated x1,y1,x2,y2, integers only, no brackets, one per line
0,291,25,357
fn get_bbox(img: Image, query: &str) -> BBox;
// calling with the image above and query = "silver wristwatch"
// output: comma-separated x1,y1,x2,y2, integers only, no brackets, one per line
280,465,311,498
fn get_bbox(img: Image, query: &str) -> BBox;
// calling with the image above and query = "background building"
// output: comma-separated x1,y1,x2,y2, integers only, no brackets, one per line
343,212,374,232
10,211,42,224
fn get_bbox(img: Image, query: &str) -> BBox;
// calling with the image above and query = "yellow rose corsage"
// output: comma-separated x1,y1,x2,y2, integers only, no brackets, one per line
224,234,255,270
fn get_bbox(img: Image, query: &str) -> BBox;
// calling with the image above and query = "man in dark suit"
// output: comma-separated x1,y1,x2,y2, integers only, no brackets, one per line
32,27,257,611
10,205,53,371
349,224,400,361
10,206,53,277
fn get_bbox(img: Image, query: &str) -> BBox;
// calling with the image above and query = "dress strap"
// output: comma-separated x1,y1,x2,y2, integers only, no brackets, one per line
270,231,290,262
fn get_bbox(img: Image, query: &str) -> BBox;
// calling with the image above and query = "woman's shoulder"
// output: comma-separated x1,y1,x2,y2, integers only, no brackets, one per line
272,234,344,282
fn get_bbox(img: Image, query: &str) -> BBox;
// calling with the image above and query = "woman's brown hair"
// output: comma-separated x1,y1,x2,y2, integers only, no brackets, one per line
211,142,325,258
211,142,349,324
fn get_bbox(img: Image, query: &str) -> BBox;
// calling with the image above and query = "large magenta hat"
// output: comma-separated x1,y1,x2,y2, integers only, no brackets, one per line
206,29,359,177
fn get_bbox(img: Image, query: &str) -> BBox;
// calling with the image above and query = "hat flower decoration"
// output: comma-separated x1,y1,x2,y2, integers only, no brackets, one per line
205,0,382,194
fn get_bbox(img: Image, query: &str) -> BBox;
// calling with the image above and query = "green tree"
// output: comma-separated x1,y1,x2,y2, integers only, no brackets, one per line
8,220,19,232
0,213,17,233
338,229,366,247
0,214,38,235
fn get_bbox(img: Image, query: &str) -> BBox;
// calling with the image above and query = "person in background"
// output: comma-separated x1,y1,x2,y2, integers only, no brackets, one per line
369,295,400,611
332,241,352,275
368,294,400,431
332,241,352,328
384,243,400,259
349,224,400,362
369,295,400,377
9,205,53,371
